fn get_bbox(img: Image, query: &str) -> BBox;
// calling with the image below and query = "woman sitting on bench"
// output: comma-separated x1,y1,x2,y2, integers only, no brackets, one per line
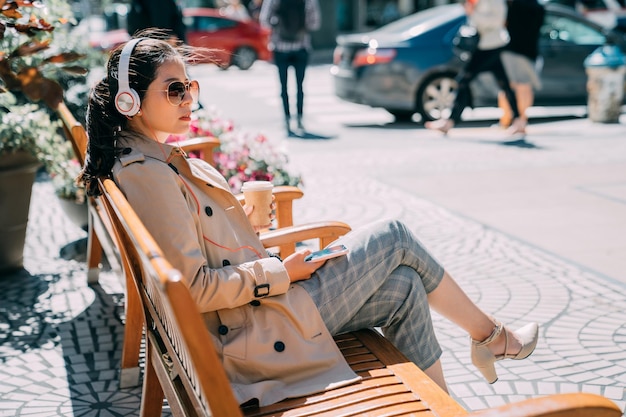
79,31,539,408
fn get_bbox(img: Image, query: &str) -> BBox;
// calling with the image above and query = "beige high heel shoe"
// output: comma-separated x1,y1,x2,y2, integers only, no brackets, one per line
470,321,539,383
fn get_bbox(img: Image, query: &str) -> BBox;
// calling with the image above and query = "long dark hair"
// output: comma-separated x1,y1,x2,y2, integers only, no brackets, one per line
78,29,196,196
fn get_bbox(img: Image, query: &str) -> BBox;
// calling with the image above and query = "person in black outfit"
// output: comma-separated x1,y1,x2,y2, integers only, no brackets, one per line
259,0,321,136
497,0,545,129
127,0,187,43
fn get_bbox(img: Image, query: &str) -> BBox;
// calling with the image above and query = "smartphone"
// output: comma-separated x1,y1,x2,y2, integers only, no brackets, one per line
304,244,349,262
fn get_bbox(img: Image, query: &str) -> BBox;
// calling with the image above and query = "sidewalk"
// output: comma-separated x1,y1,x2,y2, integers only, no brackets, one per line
1,121,626,416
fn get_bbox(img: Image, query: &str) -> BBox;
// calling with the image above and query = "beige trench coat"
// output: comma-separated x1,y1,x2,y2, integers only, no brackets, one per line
112,132,359,407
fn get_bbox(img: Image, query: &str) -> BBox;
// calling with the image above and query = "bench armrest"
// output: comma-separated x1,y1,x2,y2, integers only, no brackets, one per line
259,221,352,257
466,392,622,417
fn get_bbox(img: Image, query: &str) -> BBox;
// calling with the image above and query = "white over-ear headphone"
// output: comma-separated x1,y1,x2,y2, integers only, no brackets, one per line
115,38,145,117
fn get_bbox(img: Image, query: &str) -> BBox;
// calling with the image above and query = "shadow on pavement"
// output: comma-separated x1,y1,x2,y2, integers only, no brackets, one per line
0,269,62,360
342,114,587,131
498,137,542,149
289,130,337,140
342,120,421,130
58,283,147,416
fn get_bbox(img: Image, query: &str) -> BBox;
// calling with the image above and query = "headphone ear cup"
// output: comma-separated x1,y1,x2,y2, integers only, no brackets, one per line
115,37,144,117
115,88,141,116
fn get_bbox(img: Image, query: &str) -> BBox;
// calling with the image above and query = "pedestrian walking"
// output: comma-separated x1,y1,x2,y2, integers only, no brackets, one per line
259,0,321,136
497,0,545,130
425,0,526,136
79,32,539,407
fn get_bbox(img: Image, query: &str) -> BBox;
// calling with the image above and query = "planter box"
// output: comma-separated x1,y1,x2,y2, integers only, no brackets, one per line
0,152,40,272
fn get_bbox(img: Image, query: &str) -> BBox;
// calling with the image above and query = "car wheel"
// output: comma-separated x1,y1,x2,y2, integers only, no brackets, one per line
386,109,415,123
232,47,257,70
416,72,458,122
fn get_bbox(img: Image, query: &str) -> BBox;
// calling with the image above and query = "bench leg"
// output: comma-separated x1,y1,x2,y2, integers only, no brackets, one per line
86,216,102,284
119,270,144,388
119,366,142,389
141,339,165,417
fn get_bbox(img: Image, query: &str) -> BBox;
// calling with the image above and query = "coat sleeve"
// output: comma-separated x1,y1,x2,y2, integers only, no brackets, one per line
114,159,291,312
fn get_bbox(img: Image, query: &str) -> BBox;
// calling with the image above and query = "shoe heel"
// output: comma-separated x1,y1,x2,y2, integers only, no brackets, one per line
476,360,498,384
472,342,499,383
471,321,503,384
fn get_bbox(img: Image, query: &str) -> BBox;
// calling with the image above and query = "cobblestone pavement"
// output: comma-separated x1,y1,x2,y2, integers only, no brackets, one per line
290,161,626,412
1,156,625,415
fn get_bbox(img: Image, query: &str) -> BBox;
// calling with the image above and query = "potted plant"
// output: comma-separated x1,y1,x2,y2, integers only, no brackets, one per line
0,94,68,271
0,0,86,271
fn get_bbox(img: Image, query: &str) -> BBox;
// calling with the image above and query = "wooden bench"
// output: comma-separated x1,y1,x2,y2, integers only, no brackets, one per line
98,176,622,417
55,102,304,388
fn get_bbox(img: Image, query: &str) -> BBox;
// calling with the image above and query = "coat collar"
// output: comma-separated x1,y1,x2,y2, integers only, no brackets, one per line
117,131,179,163
116,130,233,194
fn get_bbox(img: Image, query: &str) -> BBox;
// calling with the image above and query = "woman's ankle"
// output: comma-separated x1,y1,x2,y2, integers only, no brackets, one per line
488,326,522,357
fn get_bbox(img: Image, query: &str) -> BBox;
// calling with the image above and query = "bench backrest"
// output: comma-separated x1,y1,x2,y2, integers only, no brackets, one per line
99,178,242,416
57,102,88,165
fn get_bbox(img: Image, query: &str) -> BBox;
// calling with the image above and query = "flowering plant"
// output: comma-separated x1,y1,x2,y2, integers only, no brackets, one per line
169,106,302,193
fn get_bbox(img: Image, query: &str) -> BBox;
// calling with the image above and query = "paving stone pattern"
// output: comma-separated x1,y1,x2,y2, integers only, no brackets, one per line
290,152,626,413
1,163,625,415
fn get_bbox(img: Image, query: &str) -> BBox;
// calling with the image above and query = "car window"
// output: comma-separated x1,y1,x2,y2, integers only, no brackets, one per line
541,14,606,44
375,4,461,34
184,16,237,32
581,0,609,9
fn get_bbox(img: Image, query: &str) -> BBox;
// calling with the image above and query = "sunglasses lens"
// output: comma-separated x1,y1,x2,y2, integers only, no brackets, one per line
167,82,187,105
166,81,200,105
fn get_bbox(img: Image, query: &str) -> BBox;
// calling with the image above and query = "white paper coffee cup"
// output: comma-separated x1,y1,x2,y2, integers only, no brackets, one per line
241,181,273,227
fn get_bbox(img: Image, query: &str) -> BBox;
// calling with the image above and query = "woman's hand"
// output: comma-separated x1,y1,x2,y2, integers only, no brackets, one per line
283,250,326,282
243,195,276,232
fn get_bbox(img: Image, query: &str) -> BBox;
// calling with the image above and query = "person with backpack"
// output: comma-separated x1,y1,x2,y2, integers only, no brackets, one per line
259,0,321,136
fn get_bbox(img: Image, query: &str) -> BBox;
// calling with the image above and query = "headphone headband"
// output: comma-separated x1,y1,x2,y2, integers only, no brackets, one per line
115,38,146,116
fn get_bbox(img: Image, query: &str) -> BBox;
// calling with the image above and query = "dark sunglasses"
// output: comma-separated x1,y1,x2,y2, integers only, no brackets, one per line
154,80,200,106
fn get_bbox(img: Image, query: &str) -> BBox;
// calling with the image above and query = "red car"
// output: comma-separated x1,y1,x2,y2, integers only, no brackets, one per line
183,8,271,70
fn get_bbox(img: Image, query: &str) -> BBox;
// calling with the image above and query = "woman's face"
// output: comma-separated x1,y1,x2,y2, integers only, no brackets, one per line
128,59,196,143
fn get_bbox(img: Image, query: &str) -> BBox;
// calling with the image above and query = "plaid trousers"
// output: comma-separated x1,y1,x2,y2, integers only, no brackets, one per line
297,219,445,370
